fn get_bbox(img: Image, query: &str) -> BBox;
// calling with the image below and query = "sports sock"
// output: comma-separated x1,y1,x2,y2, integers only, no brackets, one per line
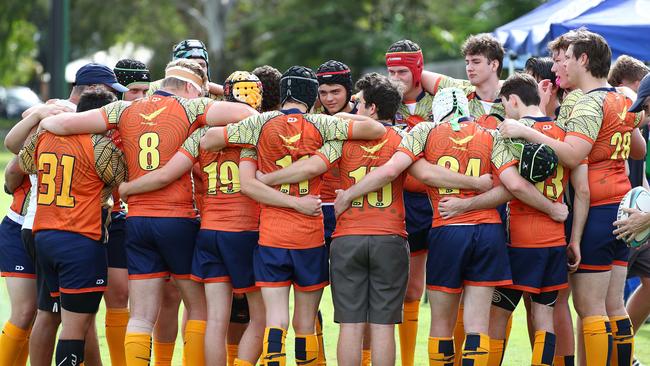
553,355,575,366
610,316,634,366
399,299,420,366
184,320,206,366
106,308,129,366
487,338,505,366
234,359,254,366
153,341,175,366
295,334,319,366
315,311,326,365
125,332,152,366
531,331,556,366
453,304,465,366
261,327,286,366
583,316,611,366
15,332,29,366
55,339,85,366
504,314,513,348
0,321,29,366
361,349,371,366
462,333,490,366
428,336,455,366
227,343,239,366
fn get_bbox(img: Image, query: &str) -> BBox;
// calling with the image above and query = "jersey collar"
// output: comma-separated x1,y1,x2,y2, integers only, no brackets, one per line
280,108,304,115
522,115,554,122
154,90,174,97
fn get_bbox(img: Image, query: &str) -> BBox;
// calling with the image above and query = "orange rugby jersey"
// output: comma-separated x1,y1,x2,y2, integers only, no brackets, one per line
565,88,643,206
101,91,213,217
508,117,569,248
320,164,341,203
224,110,354,249
398,117,517,227
9,175,31,217
328,126,407,238
19,132,127,241
180,127,260,231
191,162,206,215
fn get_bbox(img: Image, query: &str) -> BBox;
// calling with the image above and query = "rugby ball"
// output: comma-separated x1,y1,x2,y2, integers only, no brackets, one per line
617,187,650,248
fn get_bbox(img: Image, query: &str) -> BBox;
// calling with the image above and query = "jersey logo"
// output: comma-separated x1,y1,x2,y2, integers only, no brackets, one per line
361,139,388,158
140,107,167,123
618,105,628,121
450,135,474,146
280,133,301,150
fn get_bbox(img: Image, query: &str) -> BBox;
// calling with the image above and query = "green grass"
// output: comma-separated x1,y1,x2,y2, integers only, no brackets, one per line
0,148,649,365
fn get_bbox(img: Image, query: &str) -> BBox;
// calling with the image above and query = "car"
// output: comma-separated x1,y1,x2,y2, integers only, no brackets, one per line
0,86,42,119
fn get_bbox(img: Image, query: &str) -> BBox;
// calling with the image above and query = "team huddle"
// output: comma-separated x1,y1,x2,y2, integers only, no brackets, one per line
0,27,649,366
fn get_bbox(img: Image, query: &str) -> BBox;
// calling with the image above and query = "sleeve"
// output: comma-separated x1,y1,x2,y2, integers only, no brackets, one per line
307,114,354,141
397,122,435,160
100,101,130,130
313,140,343,168
182,97,214,127
437,76,475,95
556,90,584,129
225,113,273,147
564,93,603,143
18,133,39,174
239,148,258,163
145,80,162,97
179,127,205,161
92,135,128,188
624,97,644,128
490,132,519,175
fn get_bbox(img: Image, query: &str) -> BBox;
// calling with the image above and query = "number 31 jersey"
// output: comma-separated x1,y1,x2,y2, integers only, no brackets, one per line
100,91,213,218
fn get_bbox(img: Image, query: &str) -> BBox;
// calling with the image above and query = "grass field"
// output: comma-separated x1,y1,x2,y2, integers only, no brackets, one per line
0,149,649,365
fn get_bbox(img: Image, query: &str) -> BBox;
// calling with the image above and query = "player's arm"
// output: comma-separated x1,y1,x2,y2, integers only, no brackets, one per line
93,135,128,189
5,104,70,154
331,113,386,140
239,158,321,216
200,127,227,152
630,127,646,160
119,152,194,202
438,185,513,219
4,157,25,193
407,158,493,192
498,166,567,222
208,82,224,97
39,109,108,135
567,163,589,271
205,100,259,127
17,133,38,175
259,155,328,186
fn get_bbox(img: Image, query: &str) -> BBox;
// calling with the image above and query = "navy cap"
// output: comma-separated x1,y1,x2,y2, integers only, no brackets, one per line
630,74,650,113
75,63,129,93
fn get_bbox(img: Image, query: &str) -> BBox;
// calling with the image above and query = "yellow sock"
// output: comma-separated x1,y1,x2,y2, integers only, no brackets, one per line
106,308,129,366
153,341,175,366
295,334,319,366
582,316,611,366
125,332,152,366
553,355,575,366
610,316,634,366
184,320,206,366
15,333,29,366
227,343,239,366
532,331,556,366
453,305,465,366
428,336,455,366
504,314,513,348
361,349,371,366
234,359,254,366
462,333,490,366
261,327,286,366
487,338,505,366
0,322,29,366
399,300,420,366
315,311,326,365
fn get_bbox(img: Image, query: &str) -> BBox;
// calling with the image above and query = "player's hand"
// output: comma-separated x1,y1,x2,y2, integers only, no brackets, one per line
549,202,569,222
475,174,493,192
35,103,71,120
613,208,650,242
334,189,352,218
498,119,529,139
438,197,471,219
292,195,322,216
118,182,130,203
566,241,581,273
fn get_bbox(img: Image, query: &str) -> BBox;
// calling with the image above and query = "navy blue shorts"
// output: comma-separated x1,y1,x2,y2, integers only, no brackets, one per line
34,230,107,298
578,204,629,273
404,191,433,255
254,245,329,291
0,216,35,278
107,213,127,269
504,246,568,294
323,205,336,247
125,217,199,279
191,229,259,293
426,224,511,293
22,229,60,312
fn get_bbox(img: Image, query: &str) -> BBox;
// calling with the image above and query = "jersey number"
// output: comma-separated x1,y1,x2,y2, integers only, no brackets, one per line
348,166,393,208
139,133,160,170
535,165,565,200
275,155,309,195
610,131,631,160
436,156,481,195
38,153,75,208
203,161,239,194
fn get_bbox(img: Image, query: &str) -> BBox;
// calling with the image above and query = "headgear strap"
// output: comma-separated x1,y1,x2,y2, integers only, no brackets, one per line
165,66,204,93
385,50,424,87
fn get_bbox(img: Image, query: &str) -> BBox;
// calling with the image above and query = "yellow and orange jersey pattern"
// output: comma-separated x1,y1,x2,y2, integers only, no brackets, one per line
331,126,407,238
565,88,642,206
224,111,353,249
100,93,213,218
9,175,31,216
180,127,260,232
399,119,517,227
19,132,126,241
508,117,569,248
